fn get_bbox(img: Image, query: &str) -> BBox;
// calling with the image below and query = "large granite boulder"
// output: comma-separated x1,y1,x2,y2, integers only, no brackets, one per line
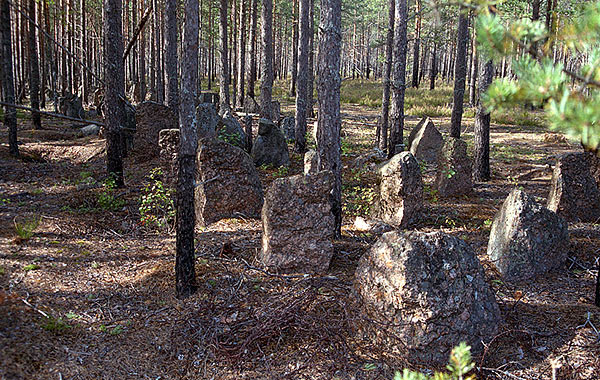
196,138,264,226
489,189,570,282
547,152,600,222
354,231,501,366
132,101,177,157
376,152,423,228
435,137,473,197
217,111,247,149
196,103,218,138
279,116,295,142
260,171,334,274
408,117,443,164
251,118,290,167
158,129,180,189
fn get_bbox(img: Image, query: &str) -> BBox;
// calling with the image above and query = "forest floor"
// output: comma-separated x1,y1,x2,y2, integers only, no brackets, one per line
1,86,599,380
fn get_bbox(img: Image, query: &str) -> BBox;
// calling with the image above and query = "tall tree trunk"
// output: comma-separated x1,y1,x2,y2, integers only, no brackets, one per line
294,0,309,153
236,0,247,107
80,0,88,104
473,59,493,182
139,0,147,100
289,0,298,97
378,0,394,152
469,30,478,105
387,0,408,158
1,0,18,156
306,0,314,118
231,0,238,105
219,0,231,110
176,0,199,299
247,0,258,98
104,0,125,187
165,0,179,113
411,0,420,88
28,0,41,128
429,42,436,90
260,0,274,119
450,9,469,138
317,0,341,238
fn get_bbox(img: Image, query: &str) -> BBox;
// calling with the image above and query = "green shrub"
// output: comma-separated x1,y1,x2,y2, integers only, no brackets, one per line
393,342,475,380
139,168,175,230
14,215,41,240
97,175,126,211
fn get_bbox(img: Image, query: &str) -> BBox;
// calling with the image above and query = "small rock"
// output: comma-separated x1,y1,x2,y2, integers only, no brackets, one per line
353,217,393,235
80,124,100,137
408,117,443,164
251,118,290,167
279,116,295,142
304,150,320,175
351,149,387,171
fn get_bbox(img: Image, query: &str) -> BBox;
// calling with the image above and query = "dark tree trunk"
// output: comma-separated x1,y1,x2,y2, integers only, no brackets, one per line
317,0,342,238
80,0,88,104
469,33,478,105
176,0,199,299
294,0,309,153
103,0,125,187
429,42,437,90
411,0,420,88
236,0,247,107
289,0,298,97
260,0,274,119
0,0,18,157
165,0,179,114
450,9,469,138
378,0,394,152
473,59,493,182
247,0,258,98
306,0,314,118
219,0,231,110
28,0,41,129
387,0,408,158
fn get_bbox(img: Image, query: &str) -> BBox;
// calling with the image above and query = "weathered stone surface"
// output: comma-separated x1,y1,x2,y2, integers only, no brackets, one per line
304,150,320,175
196,103,218,138
132,101,177,157
80,124,100,137
351,149,387,171
407,117,427,149
158,129,180,189
251,118,290,167
58,92,84,118
279,116,295,141
244,96,261,114
195,138,264,226
547,152,600,222
260,171,334,274
217,111,247,149
353,216,393,235
354,231,501,366
435,137,473,197
409,117,443,164
489,189,570,282
376,152,423,228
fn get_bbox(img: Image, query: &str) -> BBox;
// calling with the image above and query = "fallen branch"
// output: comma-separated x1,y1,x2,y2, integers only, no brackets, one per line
0,101,105,126
123,5,153,62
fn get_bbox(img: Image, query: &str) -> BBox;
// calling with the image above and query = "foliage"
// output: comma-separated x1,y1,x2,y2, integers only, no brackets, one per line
139,168,175,230
41,316,71,333
97,175,126,211
393,342,475,380
342,184,376,216
23,264,41,271
475,2,600,154
14,215,41,240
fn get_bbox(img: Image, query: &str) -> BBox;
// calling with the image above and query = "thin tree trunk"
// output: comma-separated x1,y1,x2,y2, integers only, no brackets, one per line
139,0,147,100
411,0,420,88
176,0,199,299
260,0,274,119
236,0,247,107
294,0,309,153
289,0,298,97
28,0,41,129
387,0,408,158
103,0,125,187
1,0,18,156
469,30,478,105
80,0,88,104
219,0,231,109
165,0,179,114
306,0,314,118
450,9,469,138
317,0,342,238
429,42,436,90
473,59,493,182
231,0,238,105
378,0,394,152
247,0,257,98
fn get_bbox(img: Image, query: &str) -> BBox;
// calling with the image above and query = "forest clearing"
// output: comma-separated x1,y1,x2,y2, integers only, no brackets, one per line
2,0,600,378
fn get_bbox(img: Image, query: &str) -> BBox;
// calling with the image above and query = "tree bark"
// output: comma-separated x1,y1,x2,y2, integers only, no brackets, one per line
219,0,231,110
289,0,298,97
469,31,478,105
1,0,18,157
449,9,469,138
317,0,342,238
247,0,258,98
294,0,309,153
103,0,125,187
28,0,41,129
387,0,408,158
260,0,274,119
429,42,436,90
378,0,394,152
176,0,199,299
473,59,493,182
306,0,314,118
165,0,179,114
236,0,247,107
411,0,420,88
